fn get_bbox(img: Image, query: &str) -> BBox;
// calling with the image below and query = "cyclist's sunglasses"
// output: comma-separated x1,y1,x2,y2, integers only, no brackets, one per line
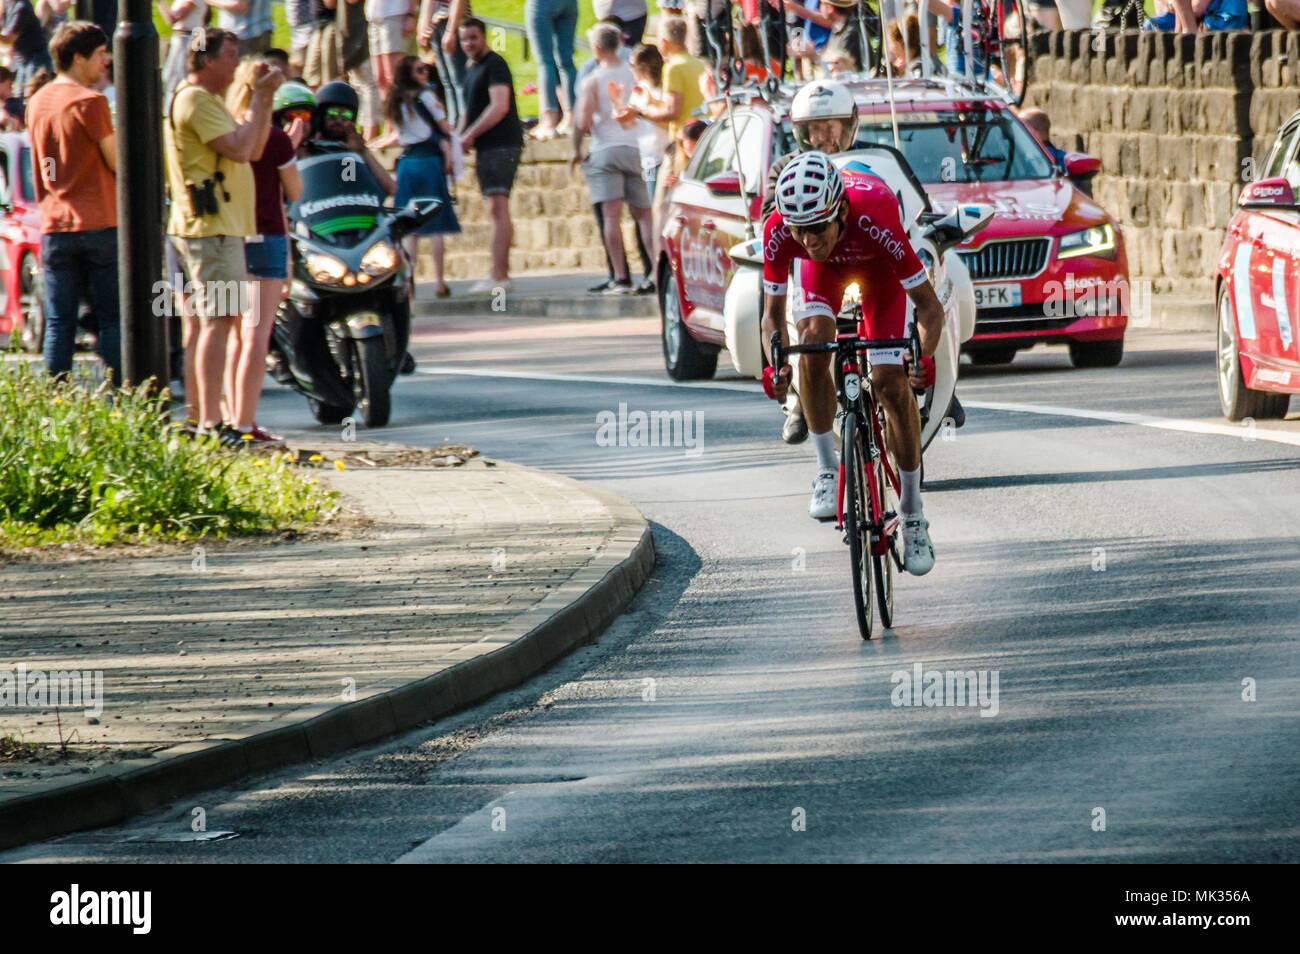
281,107,313,123
323,106,356,121
790,216,840,238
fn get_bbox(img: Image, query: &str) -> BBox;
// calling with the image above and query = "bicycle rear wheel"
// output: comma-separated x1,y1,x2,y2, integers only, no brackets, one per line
842,411,875,641
996,0,1029,106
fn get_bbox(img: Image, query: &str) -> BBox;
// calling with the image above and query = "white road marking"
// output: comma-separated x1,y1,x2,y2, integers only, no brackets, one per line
416,366,757,392
964,400,1300,448
415,365,1300,448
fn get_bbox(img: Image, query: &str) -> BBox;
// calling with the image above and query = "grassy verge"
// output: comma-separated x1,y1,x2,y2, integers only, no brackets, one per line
0,363,337,547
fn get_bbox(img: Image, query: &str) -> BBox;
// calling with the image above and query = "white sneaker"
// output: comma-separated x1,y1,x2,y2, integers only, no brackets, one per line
469,278,513,294
901,514,935,576
808,470,837,520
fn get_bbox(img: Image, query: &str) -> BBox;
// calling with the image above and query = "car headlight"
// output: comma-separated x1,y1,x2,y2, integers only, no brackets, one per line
1057,224,1116,260
305,251,348,284
360,240,398,276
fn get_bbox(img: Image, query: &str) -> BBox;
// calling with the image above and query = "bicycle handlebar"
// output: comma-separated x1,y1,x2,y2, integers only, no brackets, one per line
770,331,919,379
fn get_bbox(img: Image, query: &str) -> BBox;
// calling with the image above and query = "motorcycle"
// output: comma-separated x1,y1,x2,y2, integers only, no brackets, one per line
268,145,442,428
723,145,992,451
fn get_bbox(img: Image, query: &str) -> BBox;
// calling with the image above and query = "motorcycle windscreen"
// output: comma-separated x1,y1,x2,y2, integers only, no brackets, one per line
289,153,388,242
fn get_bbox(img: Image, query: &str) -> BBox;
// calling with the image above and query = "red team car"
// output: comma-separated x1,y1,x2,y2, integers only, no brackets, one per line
658,78,1129,378
1216,109,1300,421
0,131,43,352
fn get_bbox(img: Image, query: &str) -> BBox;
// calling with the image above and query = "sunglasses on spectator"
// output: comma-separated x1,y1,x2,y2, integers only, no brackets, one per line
324,106,356,121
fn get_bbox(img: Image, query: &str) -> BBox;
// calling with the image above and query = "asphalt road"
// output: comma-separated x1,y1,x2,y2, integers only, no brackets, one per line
6,317,1299,864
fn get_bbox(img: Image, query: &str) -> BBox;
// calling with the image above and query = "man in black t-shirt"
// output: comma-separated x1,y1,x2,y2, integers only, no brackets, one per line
458,15,522,292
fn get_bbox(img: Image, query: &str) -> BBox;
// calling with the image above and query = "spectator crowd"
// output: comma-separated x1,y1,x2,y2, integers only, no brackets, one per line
3,0,1296,443
5,1,528,447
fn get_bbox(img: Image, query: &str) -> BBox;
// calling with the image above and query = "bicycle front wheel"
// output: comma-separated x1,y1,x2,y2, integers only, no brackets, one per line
996,0,1029,106
842,411,875,641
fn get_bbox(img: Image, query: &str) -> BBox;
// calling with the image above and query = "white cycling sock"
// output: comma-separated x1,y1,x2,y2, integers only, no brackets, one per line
811,430,837,473
900,466,922,516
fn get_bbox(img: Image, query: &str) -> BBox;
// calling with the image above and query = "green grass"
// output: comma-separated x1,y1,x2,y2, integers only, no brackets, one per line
0,363,338,547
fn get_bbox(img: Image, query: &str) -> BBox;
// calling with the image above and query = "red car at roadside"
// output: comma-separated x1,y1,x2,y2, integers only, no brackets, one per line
0,131,43,352
1215,109,1300,421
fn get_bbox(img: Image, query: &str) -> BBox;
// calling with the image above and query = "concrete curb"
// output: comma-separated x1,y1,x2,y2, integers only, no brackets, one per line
0,471,655,851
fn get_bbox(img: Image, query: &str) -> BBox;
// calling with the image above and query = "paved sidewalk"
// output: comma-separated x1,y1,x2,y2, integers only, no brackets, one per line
0,440,653,848
414,270,658,319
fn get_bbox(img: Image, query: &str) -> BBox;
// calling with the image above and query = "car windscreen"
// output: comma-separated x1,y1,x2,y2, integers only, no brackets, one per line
855,109,1055,184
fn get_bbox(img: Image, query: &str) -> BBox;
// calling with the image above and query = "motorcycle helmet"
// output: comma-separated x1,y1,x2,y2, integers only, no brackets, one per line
775,152,846,227
790,79,859,154
273,80,315,124
313,80,361,137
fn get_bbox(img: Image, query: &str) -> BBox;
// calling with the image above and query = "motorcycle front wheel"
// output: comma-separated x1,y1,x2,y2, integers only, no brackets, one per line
353,336,392,427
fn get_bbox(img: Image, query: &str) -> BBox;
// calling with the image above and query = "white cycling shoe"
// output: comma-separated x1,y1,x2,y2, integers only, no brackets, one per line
808,470,837,520
901,513,935,576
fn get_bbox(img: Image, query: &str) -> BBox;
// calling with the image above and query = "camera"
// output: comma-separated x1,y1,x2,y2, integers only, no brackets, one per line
185,171,229,217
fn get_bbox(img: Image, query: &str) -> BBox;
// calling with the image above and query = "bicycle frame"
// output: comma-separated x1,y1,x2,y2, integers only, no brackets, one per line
770,311,918,557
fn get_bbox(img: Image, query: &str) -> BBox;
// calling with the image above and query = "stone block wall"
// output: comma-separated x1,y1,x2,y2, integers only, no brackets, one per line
1025,30,1300,302
420,32,1300,296
408,137,636,281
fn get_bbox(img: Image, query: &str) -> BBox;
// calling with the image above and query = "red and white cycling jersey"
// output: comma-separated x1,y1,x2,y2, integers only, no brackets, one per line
763,168,928,356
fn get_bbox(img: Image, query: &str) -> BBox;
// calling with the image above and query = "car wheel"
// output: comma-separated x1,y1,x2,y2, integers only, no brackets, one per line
1217,285,1290,421
17,253,44,354
1068,338,1124,369
967,347,1017,366
661,269,717,381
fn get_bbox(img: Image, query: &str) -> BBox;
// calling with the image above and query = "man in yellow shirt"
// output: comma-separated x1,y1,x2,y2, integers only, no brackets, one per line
630,16,705,139
164,26,282,443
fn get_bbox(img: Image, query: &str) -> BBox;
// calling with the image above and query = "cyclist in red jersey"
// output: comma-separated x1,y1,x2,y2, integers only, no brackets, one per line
761,151,943,575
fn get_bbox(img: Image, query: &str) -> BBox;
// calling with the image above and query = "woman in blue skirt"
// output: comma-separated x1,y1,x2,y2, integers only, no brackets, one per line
385,55,461,298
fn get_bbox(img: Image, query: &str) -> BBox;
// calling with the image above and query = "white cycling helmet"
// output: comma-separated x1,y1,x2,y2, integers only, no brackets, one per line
790,79,859,153
775,151,846,227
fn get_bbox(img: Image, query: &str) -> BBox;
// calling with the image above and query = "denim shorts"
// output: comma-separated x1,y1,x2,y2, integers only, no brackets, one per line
245,234,289,280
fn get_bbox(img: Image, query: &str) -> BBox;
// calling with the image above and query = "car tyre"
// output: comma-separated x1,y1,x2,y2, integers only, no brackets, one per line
1068,338,1124,368
1217,285,1290,421
661,269,717,381
967,346,1017,366
17,253,44,354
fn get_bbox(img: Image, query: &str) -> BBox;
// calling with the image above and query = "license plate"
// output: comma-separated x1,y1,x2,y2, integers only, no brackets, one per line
973,283,1022,308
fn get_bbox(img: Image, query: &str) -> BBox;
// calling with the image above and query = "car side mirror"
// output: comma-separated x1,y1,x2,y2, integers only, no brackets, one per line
1063,153,1101,179
704,170,743,197
1239,177,1298,210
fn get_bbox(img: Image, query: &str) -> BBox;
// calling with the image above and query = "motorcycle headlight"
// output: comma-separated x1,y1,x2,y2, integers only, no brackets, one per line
1056,224,1116,260
305,251,348,284
360,240,398,276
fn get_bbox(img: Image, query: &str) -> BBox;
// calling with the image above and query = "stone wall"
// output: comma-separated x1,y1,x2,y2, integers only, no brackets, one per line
1025,30,1300,305
408,138,633,281
423,32,1300,302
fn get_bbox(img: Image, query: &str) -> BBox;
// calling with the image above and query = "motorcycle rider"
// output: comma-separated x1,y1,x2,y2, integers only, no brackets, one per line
303,80,397,198
298,79,419,376
762,152,940,575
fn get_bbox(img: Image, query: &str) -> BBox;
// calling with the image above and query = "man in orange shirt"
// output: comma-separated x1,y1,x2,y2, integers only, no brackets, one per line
25,20,118,384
